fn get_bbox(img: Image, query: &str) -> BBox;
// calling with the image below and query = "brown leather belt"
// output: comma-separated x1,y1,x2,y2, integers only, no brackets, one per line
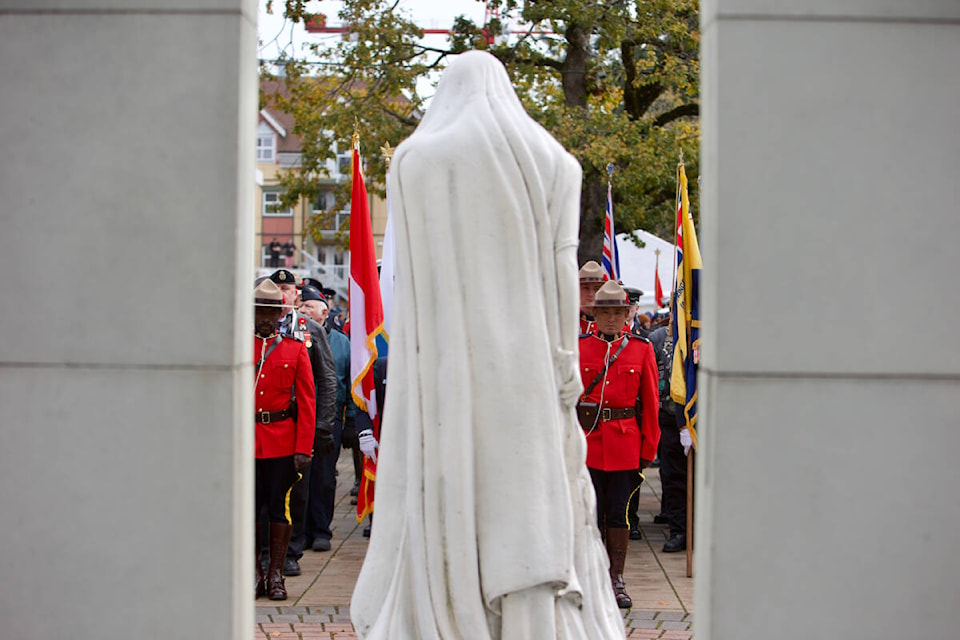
600,407,636,421
255,408,292,424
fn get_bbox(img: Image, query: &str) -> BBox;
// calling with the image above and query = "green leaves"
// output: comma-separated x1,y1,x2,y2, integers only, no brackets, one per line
263,0,700,252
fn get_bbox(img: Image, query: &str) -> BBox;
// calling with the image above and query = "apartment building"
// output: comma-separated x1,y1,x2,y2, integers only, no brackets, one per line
256,79,388,300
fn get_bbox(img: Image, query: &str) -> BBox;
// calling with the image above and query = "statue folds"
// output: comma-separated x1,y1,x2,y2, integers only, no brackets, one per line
351,50,625,640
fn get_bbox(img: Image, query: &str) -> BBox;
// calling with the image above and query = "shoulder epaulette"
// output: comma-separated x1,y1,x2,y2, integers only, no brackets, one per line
626,333,650,343
578,332,592,339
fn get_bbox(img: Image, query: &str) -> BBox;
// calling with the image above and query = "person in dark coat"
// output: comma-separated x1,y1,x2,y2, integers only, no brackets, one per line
299,286,357,552
268,274,337,576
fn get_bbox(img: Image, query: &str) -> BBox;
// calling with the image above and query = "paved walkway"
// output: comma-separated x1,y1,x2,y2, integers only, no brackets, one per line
256,451,694,639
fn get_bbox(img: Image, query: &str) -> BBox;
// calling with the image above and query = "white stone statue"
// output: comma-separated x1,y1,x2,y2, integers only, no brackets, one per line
351,50,626,640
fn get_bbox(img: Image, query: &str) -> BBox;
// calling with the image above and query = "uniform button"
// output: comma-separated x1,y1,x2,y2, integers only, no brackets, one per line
259,391,264,395
284,364,288,368
605,380,610,385
260,374,265,378
629,369,635,373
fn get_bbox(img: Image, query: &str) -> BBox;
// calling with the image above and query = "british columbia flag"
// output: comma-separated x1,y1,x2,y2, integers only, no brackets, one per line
602,181,620,281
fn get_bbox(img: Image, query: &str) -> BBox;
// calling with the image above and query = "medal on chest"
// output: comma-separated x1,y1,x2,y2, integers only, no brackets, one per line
296,315,312,348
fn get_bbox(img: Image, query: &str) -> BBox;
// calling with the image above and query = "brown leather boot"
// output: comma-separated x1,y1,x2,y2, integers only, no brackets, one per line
255,523,266,598
606,528,632,609
267,522,293,601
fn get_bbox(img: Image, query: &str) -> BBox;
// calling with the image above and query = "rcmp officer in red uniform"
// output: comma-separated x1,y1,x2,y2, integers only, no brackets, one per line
578,280,660,609
253,279,316,601
578,260,606,334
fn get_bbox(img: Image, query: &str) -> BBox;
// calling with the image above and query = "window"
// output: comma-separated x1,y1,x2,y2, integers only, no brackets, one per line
337,154,352,177
263,191,292,217
315,209,349,231
257,133,276,162
313,191,335,214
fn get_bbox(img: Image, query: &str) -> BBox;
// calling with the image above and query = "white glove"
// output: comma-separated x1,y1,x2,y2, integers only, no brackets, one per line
554,347,583,408
358,429,379,464
679,428,693,457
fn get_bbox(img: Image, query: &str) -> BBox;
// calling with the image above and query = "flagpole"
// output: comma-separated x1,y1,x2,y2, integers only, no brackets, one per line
379,141,395,344
608,162,614,281
671,159,683,297
686,449,694,578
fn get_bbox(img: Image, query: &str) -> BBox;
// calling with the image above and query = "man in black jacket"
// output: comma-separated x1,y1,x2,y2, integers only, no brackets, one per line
299,285,356,552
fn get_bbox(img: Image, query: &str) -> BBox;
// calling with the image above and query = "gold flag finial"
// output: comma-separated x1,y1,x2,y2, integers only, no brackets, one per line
352,118,360,148
381,141,394,168
679,148,685,166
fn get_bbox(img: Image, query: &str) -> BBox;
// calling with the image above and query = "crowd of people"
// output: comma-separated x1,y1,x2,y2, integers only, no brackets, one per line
251,262,691,608
252,269,361,601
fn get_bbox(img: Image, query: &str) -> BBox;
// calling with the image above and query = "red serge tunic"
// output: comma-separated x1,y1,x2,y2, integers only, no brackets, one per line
579,312,595,336
578,331,661,471
254,334,316,459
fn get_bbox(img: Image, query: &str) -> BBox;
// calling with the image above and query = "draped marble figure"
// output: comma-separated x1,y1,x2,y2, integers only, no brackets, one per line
351,50,625,640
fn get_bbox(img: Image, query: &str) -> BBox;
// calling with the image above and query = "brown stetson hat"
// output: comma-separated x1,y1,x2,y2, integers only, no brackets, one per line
592,280,630,307
254,279,287,308
578,260,605,283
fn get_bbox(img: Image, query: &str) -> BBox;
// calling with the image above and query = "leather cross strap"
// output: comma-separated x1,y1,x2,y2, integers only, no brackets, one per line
582,336,630,397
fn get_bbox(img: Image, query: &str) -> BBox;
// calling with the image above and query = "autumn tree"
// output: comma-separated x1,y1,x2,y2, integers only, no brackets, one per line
263,0,699,260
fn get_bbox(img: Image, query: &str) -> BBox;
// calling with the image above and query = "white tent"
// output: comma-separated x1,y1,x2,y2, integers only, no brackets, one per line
614,230,675,313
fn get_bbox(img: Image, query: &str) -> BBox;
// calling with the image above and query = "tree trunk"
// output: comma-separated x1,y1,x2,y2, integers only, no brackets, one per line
578,178,606,265
561,21,601,264
561,23,589,108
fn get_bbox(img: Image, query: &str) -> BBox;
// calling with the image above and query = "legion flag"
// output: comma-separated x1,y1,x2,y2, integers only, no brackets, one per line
669,162,702,449
602,181,621,281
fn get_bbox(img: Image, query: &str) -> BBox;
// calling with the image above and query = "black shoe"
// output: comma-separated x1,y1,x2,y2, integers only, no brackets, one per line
362,524,371,538
653,514,668,524
350,481,360,497
312,538,331,552
283,557,301,576
662,533,686,553
629,527,642,540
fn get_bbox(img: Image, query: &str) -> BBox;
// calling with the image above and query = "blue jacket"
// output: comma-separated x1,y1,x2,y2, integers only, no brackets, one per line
325,326,355,421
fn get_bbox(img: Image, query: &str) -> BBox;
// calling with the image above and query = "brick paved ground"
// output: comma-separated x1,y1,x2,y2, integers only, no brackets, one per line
256,451,693,638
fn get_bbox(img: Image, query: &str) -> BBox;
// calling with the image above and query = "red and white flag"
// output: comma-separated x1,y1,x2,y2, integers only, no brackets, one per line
655,250,665,308
349,135,386,418
348,134,386,521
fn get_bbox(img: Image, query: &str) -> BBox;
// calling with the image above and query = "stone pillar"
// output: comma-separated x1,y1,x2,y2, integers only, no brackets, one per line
0,2,256,638
698,1,960,638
